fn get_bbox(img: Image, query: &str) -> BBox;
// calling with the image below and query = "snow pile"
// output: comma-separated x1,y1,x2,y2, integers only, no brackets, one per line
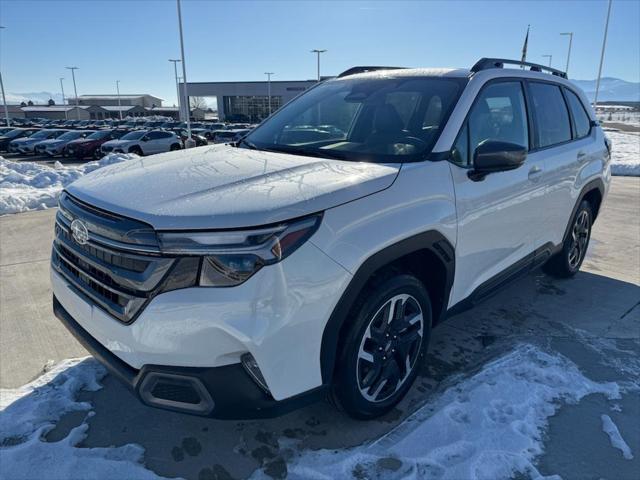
260,344,620,480
606,129,640,176
0,358,169,480
0,153,139,215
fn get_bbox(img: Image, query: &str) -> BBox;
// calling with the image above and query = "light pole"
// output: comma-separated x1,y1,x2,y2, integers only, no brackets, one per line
264,72,274,117
176,0,193,147
65,66,80,120
0,26,9,127
560,32,574,74
594,0,613,109
542,54,553,67
311,49,327,82
59,77,67,120
116,80,123,120
169,59,182,121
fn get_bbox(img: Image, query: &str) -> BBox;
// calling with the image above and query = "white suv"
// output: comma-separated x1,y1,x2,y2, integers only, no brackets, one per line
52,58,610,419
101,129,182,156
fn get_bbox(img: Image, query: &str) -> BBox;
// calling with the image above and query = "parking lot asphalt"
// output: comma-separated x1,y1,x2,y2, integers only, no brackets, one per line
1,177,638,479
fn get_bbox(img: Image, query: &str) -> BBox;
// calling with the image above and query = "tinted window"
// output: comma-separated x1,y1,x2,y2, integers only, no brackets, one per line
468,81,529,156
529,82,571,147
564,89,591,138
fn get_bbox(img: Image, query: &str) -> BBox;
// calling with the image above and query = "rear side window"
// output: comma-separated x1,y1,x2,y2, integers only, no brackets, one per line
529,82,571,147
564,89,591,138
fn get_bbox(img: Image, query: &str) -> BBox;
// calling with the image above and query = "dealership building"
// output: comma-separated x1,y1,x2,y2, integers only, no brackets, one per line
182,79,319,122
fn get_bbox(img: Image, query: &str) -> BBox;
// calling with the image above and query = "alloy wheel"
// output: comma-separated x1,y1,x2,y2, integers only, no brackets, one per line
356,293,424,403
568,209,590,269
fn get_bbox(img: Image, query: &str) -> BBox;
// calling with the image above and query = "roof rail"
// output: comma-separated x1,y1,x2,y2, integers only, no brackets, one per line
338,66,407,78
470,58,568,79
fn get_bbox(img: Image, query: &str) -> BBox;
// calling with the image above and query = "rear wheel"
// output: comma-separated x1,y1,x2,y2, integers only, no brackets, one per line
170,143,181,151
129,146,143,156
543,200,593,278
331,273,431,419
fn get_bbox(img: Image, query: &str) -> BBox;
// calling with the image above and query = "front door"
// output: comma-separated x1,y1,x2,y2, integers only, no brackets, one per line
448,80,546,305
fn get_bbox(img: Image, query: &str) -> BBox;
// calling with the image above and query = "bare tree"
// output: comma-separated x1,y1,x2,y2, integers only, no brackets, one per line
190,96,207,110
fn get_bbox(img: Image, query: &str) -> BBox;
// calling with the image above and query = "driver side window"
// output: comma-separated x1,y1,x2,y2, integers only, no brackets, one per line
451,81,529,168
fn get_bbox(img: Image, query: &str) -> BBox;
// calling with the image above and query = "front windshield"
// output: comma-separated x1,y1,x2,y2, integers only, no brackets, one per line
5,129,25,138
57,131,82,141
121,131,146,140
86,130,111,140
246,76,465,162
30,130,51,139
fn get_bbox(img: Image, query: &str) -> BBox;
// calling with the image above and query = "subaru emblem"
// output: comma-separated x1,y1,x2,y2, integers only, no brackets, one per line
70,219,89,245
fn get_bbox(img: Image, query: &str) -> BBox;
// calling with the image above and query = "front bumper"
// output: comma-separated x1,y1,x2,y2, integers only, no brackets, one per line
54,295,327,418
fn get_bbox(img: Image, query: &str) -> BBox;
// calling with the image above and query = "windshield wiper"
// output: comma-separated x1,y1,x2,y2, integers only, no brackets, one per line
236,137,258,150
265,145,348,161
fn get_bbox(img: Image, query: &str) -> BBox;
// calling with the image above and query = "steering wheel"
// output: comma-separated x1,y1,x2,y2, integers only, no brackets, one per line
397,136,428,148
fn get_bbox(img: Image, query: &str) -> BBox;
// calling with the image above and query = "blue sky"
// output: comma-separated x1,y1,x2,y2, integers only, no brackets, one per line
1,0,638,106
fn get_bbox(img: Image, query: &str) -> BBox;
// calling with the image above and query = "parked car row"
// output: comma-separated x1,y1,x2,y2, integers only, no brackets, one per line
0,122,256,160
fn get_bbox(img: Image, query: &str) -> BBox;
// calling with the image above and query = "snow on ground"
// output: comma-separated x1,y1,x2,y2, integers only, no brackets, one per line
0,343,631,480
0,358,172,480
601,414,634,460
0,153,139,215
606,129,640,176
254,344,622,480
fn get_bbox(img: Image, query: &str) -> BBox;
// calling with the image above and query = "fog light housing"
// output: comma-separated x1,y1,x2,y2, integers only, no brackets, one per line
241,353,270,394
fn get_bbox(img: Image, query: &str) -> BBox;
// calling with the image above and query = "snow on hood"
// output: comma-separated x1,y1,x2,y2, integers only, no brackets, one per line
66,144,401,230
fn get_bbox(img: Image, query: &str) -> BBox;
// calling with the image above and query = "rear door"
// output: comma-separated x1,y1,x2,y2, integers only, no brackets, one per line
530,83,600,247
448,80,546,305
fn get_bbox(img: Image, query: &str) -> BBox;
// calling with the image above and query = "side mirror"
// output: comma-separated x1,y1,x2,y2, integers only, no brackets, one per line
141,136,149,142
469,140,527,181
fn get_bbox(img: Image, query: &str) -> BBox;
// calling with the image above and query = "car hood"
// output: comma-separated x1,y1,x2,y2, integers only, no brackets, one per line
39,139,64,147
10,137,34,145
68,138,96,146
66,144,400,230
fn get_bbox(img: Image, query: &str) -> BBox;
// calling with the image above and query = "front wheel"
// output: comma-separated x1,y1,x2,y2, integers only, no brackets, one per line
543,200,593,278
331,273,431,419
170,143,181,151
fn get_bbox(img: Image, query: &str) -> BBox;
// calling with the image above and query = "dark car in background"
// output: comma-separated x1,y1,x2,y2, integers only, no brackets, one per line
9,129,68,154
66,129,131,160
211,129,251,144
36,130,95,157
0,128,41,152
170,128,207,147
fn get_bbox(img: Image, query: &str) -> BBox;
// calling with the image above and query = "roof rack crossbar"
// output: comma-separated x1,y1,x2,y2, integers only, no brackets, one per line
338,66,407,78
470,58,568,79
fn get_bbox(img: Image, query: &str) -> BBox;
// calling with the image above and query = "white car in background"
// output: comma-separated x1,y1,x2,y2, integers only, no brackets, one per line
101,130,182,156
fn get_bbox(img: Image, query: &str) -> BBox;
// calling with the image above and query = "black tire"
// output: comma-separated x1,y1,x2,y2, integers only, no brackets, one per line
543,200,593,278
331,273,432,419
93,149,101,160
129,146,143,156
170,143,181,151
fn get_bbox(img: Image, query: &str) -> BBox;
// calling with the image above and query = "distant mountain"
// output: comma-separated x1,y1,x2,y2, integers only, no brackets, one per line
571,77,640,102
5,91,64,105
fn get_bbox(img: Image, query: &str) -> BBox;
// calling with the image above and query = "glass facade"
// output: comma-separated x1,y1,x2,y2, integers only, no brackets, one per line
223,95,283,122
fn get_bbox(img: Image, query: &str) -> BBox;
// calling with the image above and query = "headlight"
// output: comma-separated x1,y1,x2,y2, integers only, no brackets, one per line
158,214,322,287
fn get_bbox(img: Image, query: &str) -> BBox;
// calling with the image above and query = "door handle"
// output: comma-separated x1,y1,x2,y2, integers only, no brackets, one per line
577,151,588,164
528,166,543,182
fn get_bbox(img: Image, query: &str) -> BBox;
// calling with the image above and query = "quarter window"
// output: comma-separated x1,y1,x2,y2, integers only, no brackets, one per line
529,82,572,147
564,89,591,138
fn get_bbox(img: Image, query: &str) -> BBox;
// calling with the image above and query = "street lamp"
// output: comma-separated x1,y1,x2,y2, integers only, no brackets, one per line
65,66,80,120
542,54,553,67
116,80,123,120
59,77,67,120
0,26,9,127
311,49,327,82
560,32,574,74
264,72,274,117
175,0,193,147
168,59,183,121
594,0,613,109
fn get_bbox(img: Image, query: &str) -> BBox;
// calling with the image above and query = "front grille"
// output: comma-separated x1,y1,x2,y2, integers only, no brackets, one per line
51,192,188,323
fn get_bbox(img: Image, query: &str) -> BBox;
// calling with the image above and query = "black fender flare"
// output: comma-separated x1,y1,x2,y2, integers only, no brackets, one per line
319,230,455,383
561,178,605,244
